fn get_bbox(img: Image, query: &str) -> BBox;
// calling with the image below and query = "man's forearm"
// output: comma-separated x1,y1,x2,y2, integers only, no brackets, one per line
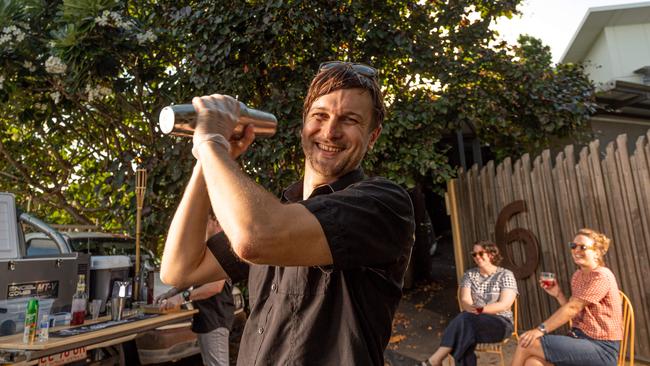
161,165,225,287
198,143,290,256
191,280,227,301
198,142,333,266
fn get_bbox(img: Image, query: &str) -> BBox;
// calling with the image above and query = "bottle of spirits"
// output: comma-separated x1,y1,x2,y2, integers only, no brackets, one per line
70,274,87,326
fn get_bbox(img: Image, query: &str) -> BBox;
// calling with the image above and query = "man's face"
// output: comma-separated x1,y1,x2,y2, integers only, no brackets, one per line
301,88,381,181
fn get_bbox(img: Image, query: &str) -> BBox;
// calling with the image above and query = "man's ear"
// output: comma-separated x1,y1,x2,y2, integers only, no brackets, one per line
368,124,382,150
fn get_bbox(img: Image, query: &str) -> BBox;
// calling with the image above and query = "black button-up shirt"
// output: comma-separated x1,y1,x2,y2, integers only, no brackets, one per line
208,168,415,365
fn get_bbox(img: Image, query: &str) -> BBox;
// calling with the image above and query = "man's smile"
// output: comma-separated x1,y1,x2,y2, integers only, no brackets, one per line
315,142,344,153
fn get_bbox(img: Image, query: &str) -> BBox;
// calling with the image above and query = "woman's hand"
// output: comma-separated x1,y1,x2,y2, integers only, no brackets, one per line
518,328,544,348
540,278,562,298
467,305,483,315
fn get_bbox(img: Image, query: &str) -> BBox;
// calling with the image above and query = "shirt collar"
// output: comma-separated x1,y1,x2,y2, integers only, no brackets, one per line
281,168,366,202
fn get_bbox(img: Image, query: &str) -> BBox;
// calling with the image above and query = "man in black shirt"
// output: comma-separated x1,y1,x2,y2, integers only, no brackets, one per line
157,217,234,366
161,62,415,365
156,280,234,366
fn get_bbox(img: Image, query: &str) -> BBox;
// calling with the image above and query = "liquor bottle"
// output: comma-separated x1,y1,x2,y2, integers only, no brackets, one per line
70,274,87,326
22,298,39,344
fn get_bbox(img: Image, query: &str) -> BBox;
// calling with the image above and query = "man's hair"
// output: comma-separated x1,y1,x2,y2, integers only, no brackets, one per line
474,240,503,266
576,228,611,266
303,63,386,130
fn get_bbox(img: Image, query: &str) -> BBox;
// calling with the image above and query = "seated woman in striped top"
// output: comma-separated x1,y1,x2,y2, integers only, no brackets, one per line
513,228,622,366
420,241,518,366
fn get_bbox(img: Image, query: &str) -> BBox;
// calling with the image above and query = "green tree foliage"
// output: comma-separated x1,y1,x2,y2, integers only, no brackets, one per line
0,0,594,253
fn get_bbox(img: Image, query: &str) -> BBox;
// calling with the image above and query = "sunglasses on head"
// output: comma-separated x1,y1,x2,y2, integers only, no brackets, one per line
569,242,592,251
318,61,378,80
471,251,486,258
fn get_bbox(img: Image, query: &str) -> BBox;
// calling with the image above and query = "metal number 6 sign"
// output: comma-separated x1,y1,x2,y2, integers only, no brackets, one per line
494,200,539,279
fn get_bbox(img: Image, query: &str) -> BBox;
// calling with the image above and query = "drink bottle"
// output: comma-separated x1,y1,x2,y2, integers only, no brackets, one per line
70,274,88,326
38,314,49,342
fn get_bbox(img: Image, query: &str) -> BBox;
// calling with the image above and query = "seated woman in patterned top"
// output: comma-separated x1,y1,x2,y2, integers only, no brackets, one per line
420,241,518,366
513,228,622,366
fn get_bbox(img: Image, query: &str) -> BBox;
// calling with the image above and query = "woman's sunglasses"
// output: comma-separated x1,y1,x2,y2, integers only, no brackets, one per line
318,61,378,80
471,251,485,258
569,242,593,251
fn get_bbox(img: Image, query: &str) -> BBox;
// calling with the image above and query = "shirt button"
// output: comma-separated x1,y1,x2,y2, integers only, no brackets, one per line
271,283,277,292
258,327,264,334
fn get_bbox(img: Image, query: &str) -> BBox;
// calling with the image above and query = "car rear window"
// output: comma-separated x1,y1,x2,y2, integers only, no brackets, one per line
70,237,135,256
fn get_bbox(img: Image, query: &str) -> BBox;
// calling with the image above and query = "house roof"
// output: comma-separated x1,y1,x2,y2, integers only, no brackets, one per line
596,80,650,118
560,1,650,63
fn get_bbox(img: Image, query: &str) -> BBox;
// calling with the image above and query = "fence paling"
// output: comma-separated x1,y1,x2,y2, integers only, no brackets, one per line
447,131,650,362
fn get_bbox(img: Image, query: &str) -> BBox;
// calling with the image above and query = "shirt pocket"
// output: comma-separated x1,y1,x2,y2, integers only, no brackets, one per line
281,266,332,296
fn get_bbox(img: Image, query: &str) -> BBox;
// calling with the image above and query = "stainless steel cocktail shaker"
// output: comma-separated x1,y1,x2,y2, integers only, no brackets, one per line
159,102,277,138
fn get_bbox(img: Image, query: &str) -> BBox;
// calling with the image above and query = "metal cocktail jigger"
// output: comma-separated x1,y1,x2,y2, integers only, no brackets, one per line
158,102,277,138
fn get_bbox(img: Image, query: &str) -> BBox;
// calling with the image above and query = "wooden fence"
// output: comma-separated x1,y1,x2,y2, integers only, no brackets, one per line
445,131,650,362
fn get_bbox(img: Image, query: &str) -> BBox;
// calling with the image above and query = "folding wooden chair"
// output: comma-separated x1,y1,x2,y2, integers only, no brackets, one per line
618,291,635,366
566,290,633,366
446,288,518,366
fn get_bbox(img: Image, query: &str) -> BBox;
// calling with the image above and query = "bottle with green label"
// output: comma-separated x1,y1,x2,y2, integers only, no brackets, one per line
22,298,39,344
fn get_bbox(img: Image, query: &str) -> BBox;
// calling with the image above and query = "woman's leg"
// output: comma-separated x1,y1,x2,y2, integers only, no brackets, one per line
512,338,548,366
426,346,452,366
523,356,553,366
425,313,508,366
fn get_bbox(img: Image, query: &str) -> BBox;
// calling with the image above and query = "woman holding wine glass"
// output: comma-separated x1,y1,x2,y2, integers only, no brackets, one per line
512,228,622,366
419,241,518,366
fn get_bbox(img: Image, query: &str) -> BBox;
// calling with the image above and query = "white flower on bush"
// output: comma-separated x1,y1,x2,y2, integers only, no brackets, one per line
95,10,134,30
35,103,47,111
0,25,26,45
136,30,157,45
0,75,4,90
50,91,61,104
85,83,112,102
116,18,134,30
95,11,111,26
45,56,67,74
23,61,36,72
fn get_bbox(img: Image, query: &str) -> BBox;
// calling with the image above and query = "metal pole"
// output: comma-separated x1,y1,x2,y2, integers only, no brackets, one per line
135,169,147,301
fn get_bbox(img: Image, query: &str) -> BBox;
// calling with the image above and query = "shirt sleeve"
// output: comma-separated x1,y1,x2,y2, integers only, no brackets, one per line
460,271,472,288
300,178,415,270
573,270,610,304
206,231,250,284
500,269,518,293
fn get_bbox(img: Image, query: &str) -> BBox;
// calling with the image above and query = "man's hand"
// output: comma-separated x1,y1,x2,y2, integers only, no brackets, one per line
153,287,181,304
229,124,256,159
192,94,240,140
158,293,183,311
